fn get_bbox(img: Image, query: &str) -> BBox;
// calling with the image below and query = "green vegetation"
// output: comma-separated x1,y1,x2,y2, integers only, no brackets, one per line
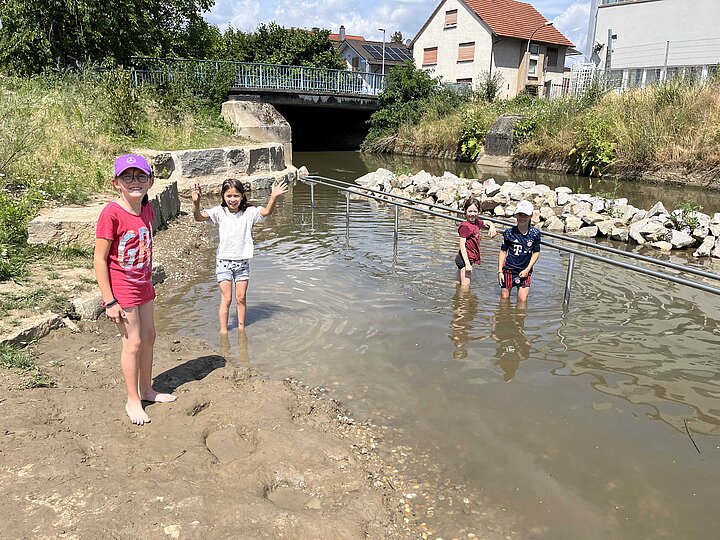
0,0,217,75
213,23,344,68
0,3,344,76
0,343,54,388
0,68,242,282
364,66,720,179
667,201,704,231
362,62,467,153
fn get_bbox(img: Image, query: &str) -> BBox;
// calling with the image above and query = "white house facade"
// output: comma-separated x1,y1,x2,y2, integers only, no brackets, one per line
411,0,575,99
587,0,720,87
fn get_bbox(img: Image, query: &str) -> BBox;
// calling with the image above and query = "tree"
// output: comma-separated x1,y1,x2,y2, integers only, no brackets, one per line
363,61,442,148
391,31,404,44
241,23,344,69
0,0,217,75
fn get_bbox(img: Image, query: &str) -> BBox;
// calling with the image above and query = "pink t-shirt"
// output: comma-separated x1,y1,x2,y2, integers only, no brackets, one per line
96,201,156,307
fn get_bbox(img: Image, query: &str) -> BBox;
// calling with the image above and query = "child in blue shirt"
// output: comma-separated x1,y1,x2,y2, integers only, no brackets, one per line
497,200,541,303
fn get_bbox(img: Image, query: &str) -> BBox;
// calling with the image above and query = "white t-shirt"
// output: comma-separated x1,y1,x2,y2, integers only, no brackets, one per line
205,205,266,260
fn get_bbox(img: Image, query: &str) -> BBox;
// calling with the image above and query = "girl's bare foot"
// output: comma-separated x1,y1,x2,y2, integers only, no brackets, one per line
140,390,177,403
125,400,150,425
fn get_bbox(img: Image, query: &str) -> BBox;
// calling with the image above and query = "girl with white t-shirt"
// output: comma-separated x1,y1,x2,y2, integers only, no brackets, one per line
192,178,288,333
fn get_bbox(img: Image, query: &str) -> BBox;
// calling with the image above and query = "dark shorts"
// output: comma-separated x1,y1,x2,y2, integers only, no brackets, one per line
455,253,478,270
500,268,531,289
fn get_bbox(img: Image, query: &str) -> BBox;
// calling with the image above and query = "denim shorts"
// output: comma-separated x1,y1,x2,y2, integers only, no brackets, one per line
216,259,250,282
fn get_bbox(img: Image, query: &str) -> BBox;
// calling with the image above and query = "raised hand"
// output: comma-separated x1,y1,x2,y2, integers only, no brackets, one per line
270,181,289,198
192,182,202,203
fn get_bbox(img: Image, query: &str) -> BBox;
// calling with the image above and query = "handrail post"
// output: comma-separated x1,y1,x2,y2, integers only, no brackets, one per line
346,191,350,215
563,253,575,306
394,205,399,238
310,182,315,207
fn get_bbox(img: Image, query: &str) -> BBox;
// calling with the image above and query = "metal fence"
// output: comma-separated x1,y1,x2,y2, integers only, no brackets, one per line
302,174,720,305
570,38,720,95
130,57,386,96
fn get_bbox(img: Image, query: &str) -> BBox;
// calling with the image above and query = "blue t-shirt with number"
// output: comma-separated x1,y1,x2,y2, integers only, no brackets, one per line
500,226,541,272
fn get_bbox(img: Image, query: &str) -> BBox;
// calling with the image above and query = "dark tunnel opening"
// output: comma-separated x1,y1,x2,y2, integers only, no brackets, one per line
273,105,374,151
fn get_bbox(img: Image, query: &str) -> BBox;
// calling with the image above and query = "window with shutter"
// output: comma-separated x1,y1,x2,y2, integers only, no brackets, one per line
444,10,457,28
423,47,438,66
457,42,475,62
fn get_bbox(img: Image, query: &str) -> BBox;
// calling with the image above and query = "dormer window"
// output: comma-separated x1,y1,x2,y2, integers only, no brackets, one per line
444,10,457,28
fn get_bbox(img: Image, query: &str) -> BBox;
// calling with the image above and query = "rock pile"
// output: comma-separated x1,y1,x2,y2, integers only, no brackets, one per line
355,168,720,258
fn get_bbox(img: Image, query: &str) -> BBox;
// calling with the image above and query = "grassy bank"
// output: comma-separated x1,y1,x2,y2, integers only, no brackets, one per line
0,69,242,282
367,74,720,181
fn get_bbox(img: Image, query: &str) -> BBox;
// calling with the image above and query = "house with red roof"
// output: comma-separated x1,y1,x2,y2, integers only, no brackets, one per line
411,0,576,98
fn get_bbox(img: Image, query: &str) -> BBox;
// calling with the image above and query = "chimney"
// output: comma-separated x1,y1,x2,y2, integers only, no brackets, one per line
339,25,346,41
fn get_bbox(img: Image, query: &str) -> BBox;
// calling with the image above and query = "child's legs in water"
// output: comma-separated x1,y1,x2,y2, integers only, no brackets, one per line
218,280,233,333
217,259,250,332
455,254,472,288
235,279,249,327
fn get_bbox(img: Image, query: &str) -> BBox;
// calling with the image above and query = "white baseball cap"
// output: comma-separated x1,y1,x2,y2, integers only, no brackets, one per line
515,200,534,216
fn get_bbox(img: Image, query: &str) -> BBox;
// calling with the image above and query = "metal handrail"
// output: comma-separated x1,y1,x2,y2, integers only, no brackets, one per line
302,174,720,302
129,56,386,96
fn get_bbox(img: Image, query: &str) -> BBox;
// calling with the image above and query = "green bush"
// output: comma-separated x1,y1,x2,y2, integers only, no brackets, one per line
102,68,147,137
476,71,504,102
458,107,496,160
363,62,442,150
568,114,616,176
666,201,703,231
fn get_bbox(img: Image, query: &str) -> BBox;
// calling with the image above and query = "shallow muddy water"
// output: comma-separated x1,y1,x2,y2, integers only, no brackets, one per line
157,154,720,539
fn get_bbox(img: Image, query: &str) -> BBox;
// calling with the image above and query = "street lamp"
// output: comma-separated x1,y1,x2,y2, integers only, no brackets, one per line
526,21,553,78
378,28,386,75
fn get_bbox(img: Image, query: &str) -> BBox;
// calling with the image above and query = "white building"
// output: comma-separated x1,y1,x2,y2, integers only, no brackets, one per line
586,0,720,87
411,0,576,99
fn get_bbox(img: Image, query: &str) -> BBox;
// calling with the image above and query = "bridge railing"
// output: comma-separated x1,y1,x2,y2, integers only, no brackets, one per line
130,57,386,96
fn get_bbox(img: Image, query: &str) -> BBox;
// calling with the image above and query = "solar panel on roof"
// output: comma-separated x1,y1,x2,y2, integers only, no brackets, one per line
362,44,384,60
362,43,412,62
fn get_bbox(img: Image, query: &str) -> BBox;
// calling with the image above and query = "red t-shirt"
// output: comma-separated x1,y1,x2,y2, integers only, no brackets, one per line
458,219,484,263
96,201,156,307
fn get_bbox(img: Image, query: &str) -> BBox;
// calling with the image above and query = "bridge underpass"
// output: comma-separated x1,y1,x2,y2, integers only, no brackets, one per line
131,58,385,151
228,90,378,150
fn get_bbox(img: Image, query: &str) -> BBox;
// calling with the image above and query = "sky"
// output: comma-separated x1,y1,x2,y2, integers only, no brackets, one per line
205,0,592,57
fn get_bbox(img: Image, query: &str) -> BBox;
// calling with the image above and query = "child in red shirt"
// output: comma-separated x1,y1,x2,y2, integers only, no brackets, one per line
94,154,176,426
455,197,497,288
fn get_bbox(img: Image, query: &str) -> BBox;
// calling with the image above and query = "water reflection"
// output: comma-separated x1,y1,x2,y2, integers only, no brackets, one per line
220,329,250,368
492,299,531,381
551,268,720,435
449,288,480,360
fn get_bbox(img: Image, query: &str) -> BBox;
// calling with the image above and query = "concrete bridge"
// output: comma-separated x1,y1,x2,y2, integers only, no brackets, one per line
131,58,386,151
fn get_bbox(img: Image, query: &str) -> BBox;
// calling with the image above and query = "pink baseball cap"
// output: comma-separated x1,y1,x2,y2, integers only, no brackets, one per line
114,154,152,177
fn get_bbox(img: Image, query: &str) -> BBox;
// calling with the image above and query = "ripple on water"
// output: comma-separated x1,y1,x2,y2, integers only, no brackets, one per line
159,183,720,539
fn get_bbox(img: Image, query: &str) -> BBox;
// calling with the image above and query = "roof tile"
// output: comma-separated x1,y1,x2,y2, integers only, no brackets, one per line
464,0,574,47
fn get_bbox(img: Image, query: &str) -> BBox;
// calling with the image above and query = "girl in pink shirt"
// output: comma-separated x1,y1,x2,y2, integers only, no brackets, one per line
93,154,176,426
